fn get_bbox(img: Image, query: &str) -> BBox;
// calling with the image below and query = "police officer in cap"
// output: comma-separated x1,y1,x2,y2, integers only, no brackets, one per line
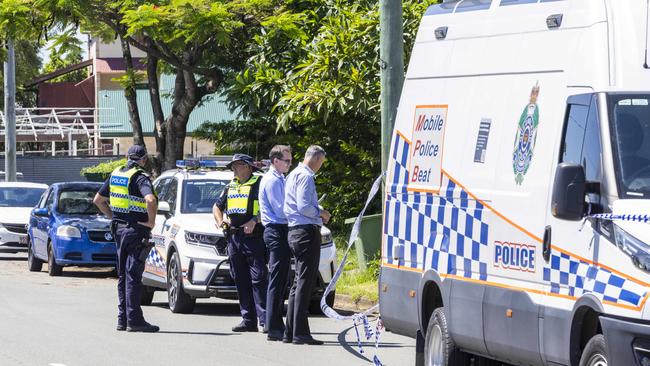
94,145,159,333
213,154,268,332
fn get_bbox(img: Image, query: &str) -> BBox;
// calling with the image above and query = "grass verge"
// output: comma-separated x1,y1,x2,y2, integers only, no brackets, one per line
334,236,379,304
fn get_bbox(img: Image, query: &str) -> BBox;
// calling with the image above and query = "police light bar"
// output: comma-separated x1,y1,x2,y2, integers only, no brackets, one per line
176,159,200,169
176,159,229,170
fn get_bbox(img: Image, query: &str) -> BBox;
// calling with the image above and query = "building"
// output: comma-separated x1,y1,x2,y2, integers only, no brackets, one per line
26,37,237,156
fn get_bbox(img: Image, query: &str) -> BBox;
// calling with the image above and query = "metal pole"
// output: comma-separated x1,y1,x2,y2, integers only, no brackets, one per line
380,0,404,174
4,38,16,182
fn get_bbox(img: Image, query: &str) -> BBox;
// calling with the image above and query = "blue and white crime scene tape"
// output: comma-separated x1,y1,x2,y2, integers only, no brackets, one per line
320,173,385,365
580,213,650,231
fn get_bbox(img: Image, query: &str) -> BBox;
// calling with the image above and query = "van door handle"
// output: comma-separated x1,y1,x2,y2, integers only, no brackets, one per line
542,225,552,262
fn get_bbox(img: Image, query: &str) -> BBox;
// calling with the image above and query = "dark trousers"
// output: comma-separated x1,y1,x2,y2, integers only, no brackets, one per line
285,224,321,341
228,231,268,326
264,224,290,337
114,224,149,326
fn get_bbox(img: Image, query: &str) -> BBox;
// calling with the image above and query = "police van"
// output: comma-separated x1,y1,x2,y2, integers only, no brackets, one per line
141,158,337,314
380,1,650,365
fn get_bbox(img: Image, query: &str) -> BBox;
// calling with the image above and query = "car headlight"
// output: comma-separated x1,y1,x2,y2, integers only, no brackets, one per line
57,225,81,239
185,231,219,246
614,225,650,271
321,233,333,245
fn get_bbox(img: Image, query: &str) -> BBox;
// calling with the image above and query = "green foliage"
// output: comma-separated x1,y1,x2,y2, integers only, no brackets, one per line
0,40,41,108
80,159,127,175
43,26,86,83
198,0,439,231
335,239,379,303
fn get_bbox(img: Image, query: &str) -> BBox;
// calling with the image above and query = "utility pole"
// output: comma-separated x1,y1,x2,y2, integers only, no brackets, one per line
4,38,16,182
380,0,404,174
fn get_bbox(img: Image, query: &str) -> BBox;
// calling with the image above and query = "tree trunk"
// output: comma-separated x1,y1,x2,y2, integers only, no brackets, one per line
146,54,165,177
162,68,200,170
119,31,145,147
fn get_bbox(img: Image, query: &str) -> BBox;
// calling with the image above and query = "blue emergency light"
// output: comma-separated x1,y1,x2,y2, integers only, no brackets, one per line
176,158,229,170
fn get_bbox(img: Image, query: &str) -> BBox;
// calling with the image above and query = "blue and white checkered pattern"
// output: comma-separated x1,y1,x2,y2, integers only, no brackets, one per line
147,248,165,270
228,193,249,199
544,252,648,307
384,133,489,281
226,208,247,214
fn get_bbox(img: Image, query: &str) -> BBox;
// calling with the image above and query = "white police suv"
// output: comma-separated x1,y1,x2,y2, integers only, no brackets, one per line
141,158,337,314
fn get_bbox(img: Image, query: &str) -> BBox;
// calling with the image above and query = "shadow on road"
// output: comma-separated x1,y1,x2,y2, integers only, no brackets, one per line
58,269,117,279
0,255,27,261
158,330,236,336
337,324,413,363
149,301,242,316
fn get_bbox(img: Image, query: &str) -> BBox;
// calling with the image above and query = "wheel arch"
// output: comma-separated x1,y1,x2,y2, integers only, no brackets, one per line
418,269,445,336
569,294,604,366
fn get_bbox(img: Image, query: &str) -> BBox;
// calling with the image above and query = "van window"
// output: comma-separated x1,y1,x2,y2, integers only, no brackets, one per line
560,97,602,182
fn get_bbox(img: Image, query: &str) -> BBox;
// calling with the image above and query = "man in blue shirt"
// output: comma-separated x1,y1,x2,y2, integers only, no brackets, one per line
283,145,331,345
259,145,293,341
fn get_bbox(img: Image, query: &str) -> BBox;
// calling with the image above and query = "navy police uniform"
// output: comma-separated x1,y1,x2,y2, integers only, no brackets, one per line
215,155,268,331
98,145,158,332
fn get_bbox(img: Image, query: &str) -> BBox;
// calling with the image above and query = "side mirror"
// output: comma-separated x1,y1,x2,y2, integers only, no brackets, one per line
33,208,49,217
551,163,586,221
158,201,171,217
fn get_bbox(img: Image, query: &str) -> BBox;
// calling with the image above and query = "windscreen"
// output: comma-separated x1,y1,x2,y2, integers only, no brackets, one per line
609,94,650,198
0,187,45,207
181,180,228,214
57,190,100,215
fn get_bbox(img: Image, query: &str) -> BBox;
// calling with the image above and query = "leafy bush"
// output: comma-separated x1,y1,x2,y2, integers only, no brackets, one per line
80,159,127,176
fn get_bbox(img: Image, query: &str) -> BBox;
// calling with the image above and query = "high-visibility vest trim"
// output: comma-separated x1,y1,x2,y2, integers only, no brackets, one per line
109,166,148,214
225,175,260,216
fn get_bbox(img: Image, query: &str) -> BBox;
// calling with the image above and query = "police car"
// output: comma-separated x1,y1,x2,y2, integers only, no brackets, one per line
141,158,337,314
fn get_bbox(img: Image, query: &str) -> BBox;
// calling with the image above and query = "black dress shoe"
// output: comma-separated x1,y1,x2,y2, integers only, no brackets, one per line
282,337,292,343
126,322,160,333
116,324,126,331
267,335,283,342
293,338,324,345
232,322,258,332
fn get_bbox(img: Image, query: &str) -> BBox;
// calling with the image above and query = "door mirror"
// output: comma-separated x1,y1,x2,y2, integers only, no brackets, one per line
158,201,171,217
33,208,49,217
551,163,586,221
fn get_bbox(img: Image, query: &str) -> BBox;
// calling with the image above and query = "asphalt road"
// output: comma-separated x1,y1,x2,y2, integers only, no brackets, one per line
0,253,415,366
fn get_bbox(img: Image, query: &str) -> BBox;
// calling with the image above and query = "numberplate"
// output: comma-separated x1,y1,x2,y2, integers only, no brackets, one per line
19,236,28,245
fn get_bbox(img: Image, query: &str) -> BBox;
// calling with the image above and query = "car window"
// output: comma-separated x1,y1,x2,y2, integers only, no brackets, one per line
181,180,229,214
560,98,602,182
0,187,47,207
164,178,179,213
154,178,170,200
561,103,589,165
57,190,100,215
44,189,56,212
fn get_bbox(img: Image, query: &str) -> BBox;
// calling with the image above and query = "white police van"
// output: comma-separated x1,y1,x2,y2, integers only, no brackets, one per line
380,1,650,365
142,158,337,314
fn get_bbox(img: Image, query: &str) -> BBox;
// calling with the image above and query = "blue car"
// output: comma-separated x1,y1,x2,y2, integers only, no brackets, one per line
27,182,116,276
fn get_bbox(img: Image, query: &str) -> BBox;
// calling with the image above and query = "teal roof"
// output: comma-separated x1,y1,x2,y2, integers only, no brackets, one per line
98,74,239,137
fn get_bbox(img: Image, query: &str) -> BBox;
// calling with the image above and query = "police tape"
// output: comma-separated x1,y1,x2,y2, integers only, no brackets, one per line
319,173,385,364
580,213,650,231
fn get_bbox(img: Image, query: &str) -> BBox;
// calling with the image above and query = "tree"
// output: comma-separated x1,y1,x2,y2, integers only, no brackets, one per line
0,40,42,109
198,0,438,228
42,26,86,83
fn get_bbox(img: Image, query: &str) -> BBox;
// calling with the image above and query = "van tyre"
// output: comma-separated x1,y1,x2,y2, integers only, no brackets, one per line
167,251,195,313
47,245,62,276
424,307,469,366
309,291,336,314
27,238,42,272
141,285,155,306
579,334,609,366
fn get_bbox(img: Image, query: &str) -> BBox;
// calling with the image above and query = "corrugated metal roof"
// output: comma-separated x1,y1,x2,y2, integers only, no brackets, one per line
99,74,239,137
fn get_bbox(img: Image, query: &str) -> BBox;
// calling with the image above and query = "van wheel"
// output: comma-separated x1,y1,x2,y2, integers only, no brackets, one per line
579,334,609,366
424,308,469,366
309,291,336,314
47,245,62,276
27,238,42,272
167,251,195,313
141,285,155,306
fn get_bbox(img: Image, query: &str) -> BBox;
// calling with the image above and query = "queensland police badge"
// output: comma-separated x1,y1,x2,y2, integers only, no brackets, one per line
512,84,540,185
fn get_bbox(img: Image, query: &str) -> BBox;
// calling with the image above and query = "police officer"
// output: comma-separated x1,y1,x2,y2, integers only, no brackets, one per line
94,145,159,333
213,154,268,332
